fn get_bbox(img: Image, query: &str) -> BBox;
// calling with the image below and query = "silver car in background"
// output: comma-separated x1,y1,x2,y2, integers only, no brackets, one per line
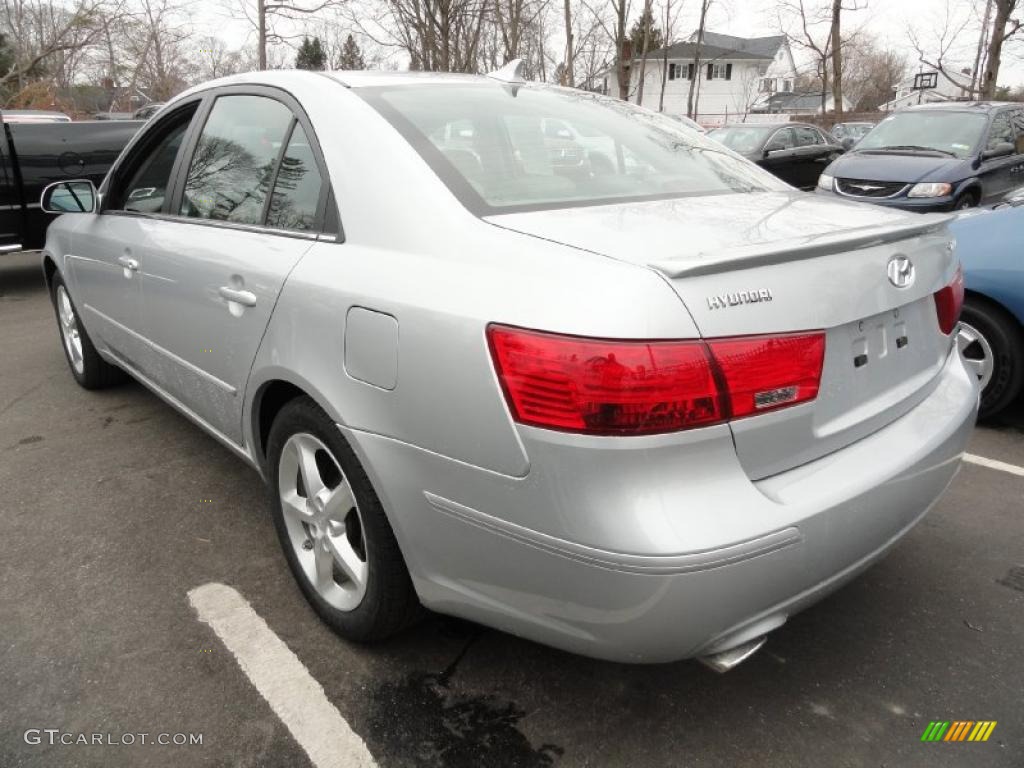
40,68,977,669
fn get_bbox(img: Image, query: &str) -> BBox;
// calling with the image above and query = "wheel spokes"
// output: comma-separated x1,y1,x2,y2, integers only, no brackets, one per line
327,533,368,594
295,437,326,498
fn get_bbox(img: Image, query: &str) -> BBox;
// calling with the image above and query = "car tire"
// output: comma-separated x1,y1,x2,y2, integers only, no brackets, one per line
50,272,126,389
959,299,1024,419
267,396,421,641
954,192,979,210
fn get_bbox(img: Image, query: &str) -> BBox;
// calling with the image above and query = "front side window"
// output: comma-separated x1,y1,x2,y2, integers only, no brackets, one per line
794,126,823,146
767,128,796,151
111,106,196,213
265,124,323,231
986,111,1015,151
179,95,293,225
364,84,785,214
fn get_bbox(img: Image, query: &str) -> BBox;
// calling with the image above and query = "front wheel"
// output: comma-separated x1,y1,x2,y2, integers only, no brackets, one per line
267,397,421,641
50,273,125,389
958,300,1024,419
954,192,979,210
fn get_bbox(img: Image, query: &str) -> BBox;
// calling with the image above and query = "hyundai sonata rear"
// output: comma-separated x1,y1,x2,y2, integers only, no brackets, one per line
43,70,979,668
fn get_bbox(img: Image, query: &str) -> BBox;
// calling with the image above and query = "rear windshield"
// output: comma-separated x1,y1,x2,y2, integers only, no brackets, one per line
707,125,776,153
360,83,786,214
855,111,988,158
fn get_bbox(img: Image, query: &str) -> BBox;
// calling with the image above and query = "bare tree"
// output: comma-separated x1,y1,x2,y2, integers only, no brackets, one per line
191,35,245,81
657,0,676,112
686,0,710,118
908,1,978,97
561,0,573,83
980,0,1023,97
634,0,653,104
0,0,113,91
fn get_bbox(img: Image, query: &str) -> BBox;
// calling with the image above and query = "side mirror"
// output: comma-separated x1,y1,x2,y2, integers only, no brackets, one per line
41,180,97,213
981,142,1014,160
764,144,785,157
841,137,855,150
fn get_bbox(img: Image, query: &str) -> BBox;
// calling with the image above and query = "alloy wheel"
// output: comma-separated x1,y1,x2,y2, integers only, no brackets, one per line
277,432,368,611
957,321,995,390
56,285,85,375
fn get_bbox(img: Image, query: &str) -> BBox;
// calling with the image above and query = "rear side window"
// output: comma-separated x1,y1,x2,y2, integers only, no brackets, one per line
265,123,322,231
179,95,293,225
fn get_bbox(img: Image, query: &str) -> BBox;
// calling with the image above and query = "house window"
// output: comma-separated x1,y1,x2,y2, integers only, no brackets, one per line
707,63,732,80
760,78,775,93
668,63,679,80
782,79,793,92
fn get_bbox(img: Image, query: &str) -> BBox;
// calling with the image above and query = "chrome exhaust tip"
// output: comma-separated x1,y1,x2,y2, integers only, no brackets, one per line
697,635,767,673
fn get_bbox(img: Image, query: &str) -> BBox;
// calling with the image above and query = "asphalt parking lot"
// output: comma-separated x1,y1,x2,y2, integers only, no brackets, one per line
1,250,1022,768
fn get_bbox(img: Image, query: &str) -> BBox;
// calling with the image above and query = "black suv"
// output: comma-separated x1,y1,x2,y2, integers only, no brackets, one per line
815,102,1024,211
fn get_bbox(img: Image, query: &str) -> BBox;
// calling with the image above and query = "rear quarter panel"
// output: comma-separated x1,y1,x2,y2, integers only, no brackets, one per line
244,77,700,478
951,206,1024,325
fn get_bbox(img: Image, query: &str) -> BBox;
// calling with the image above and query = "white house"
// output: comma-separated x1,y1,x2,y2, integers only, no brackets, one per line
880,70,973,111
604,31,799,125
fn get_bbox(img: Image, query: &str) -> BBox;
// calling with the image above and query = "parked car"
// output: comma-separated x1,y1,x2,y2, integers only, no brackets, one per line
669,114,707,134
949,198,1024,418
133,102,165,120
830,121,874,149
40,69,976,669
816,102,1024,211
707,122,844,189
1,109,71,124
0,119,142,254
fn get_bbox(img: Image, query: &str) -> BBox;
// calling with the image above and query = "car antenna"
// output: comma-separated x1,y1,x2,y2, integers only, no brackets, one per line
487,59,527,94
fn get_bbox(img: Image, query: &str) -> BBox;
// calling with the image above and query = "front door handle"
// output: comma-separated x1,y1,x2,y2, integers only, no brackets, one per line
218,286,257,307
118,256,138,271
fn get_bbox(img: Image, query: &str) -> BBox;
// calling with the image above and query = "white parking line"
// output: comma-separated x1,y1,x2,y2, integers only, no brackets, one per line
188,583,377,768
964,453,1024,478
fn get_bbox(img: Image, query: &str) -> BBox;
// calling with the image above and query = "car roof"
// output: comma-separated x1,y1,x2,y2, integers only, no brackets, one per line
903,101,1015,113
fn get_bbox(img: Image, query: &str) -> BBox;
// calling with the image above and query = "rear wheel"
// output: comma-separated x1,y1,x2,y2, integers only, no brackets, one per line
50,273,125,389
958,300,1024,419
267,397,421,641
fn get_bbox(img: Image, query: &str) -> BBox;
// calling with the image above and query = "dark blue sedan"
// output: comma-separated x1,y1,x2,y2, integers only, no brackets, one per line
950,198,1024,417
816,102,1024,212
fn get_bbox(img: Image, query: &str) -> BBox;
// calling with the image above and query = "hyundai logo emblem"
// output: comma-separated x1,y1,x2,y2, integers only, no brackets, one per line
887,255,915,289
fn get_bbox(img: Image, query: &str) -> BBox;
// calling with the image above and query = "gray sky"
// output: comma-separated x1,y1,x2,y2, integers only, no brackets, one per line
202,0,1024,87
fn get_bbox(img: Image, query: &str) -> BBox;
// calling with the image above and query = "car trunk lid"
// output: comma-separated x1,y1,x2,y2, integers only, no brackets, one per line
486,192,959,479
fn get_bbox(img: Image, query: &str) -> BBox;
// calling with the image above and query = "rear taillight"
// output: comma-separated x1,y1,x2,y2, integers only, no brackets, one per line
933,265,964,335
708,333,826,419
487,325,825,435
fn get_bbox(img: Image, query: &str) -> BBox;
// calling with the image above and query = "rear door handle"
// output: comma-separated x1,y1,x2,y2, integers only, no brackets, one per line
218,286,257,307
118,256,138,271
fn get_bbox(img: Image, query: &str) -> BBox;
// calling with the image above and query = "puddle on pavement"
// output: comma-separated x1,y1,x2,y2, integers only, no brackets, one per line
367,668,562,767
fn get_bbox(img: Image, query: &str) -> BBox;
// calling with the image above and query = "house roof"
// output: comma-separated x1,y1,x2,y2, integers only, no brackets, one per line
764,91,829,111
642,32,786,61
697,32,787,58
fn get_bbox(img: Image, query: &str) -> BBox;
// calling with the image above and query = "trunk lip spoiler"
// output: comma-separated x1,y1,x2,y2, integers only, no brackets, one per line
649,215,954,279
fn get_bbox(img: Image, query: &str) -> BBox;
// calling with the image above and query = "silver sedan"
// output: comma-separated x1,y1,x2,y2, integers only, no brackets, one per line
40,67,978,669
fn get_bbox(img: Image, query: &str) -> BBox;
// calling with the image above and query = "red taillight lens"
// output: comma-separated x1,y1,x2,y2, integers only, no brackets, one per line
708,333,826,418
487,326,723,435
487,325,826,435
934,265,964,335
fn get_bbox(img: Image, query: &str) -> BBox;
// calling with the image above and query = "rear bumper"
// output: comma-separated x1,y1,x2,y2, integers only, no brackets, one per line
344,347,978,663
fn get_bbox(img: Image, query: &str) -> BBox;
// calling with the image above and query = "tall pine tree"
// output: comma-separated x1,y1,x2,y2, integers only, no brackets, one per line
338,34,366,70
295,37,327,70
629,6,663,57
